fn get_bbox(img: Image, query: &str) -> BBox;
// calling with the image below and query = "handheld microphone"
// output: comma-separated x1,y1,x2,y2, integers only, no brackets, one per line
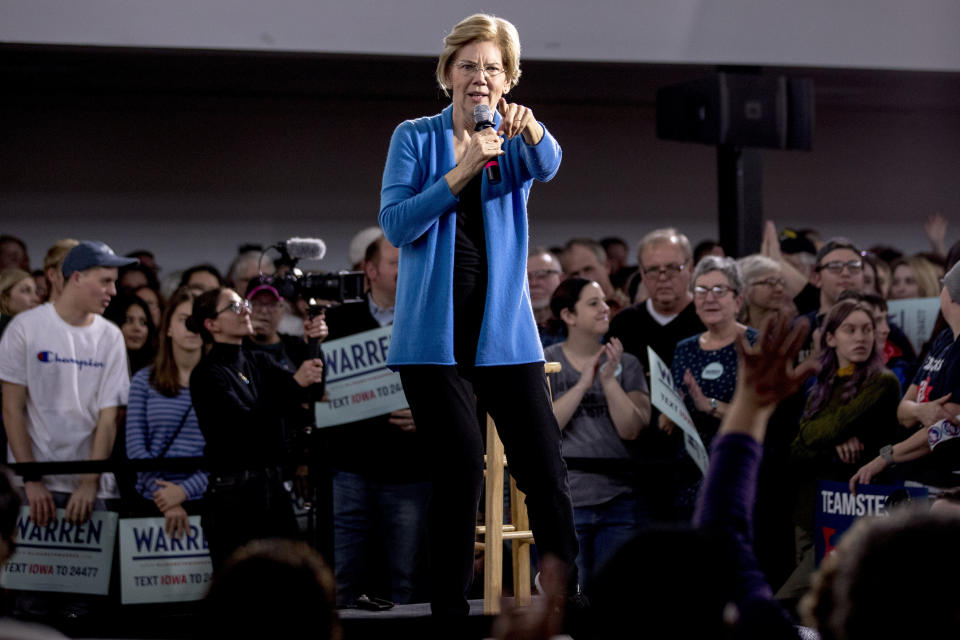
473,104,502,185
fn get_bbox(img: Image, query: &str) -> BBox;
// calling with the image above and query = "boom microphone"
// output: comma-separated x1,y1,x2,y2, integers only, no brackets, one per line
280,237,326,261
473,104,502,185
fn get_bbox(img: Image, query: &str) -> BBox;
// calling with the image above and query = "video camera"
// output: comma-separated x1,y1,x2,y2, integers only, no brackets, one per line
260,237,364,305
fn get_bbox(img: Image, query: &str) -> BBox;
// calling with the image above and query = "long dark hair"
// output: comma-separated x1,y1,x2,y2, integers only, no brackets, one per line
548,277,593,338
186,287,226,344
104,293,158,374
150,286,197,397
803,299,885,419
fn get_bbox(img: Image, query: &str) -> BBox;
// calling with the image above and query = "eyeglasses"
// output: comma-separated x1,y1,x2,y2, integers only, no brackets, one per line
816,260,863,274
693,285,735,299
750,277,786,288
216,299,251,315
642,263,687,278
528,269,561,281
454,61,505,78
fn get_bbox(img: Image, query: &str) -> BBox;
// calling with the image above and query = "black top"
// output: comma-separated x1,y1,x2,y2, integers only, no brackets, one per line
452,173,487,366
606,300,707,463
909,328,960,485
793,282,820,316
453,173,486,293
912,327,960,398
323,296,429,482
243,333,309,373
607,301,706,373
190,342,317,473
243,333,320,441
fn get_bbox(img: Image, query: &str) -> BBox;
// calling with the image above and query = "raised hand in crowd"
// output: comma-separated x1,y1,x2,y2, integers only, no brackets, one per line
760,220,810,296
924,212,948,258
724,313,817,430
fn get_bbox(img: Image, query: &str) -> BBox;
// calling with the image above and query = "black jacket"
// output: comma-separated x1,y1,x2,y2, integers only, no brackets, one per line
190,342,320,473
323,297,429,482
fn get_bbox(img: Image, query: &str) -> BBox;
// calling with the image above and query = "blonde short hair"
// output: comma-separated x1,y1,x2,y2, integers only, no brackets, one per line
43,238,78,274
738,254,781,285
436,14,522,97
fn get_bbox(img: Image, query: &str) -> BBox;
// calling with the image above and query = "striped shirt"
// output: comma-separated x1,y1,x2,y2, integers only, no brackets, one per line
126,366,208,501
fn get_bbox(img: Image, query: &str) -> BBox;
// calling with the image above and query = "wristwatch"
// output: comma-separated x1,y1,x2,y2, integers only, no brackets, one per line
709,398,719,416
880,444,895,465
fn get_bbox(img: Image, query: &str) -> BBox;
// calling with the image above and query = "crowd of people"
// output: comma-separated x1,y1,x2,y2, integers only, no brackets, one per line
1,215,956,620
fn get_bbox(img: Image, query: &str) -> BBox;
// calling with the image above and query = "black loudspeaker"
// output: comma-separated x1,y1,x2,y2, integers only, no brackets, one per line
656,73,813,150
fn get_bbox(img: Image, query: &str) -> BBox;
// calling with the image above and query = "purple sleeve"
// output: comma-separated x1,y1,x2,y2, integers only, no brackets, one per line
693,432,772,601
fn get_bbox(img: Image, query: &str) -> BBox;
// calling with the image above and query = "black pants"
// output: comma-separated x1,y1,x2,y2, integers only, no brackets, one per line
400,363,579,616
202,470,299,571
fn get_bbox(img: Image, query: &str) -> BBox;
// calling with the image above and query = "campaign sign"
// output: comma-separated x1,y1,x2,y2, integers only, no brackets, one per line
814,480,928,565
119,516,213,604
0,508,117,594
315,325,408,428
647,347,709,475
887,297,941,354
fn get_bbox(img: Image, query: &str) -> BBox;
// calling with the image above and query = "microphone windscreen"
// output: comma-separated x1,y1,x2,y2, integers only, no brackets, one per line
285,237,326,261
474,104,493,124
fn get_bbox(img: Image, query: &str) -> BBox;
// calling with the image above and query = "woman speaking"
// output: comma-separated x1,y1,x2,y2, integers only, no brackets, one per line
379,14,580,618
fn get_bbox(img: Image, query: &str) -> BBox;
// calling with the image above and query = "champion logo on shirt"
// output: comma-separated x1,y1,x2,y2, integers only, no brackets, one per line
36,351,105,371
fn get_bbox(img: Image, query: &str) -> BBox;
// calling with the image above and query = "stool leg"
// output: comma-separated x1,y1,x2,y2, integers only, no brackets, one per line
484,414,505,615
511,476,532,605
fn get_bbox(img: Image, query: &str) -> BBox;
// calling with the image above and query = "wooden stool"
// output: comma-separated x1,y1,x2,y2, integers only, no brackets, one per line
477,361,561,614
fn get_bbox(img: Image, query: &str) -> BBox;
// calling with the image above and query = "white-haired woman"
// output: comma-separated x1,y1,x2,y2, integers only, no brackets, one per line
378,13,579,617
738,254,791,328
661,256,757,519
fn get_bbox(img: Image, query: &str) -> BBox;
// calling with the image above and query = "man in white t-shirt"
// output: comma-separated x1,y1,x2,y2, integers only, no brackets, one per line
0,240,136,526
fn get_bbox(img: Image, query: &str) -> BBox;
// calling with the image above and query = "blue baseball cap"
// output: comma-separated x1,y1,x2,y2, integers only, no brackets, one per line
62,241,138,278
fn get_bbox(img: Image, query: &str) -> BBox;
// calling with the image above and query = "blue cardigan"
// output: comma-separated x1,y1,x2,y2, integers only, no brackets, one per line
379,104,561,367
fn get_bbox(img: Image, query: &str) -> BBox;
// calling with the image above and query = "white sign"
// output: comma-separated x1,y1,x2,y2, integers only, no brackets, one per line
647,348,709,475
886,297,941,354
315,326,408,428
0,508,118,595
118,516,213,604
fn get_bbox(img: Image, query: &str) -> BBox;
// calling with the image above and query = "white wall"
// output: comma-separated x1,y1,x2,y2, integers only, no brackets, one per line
3,0,960,71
